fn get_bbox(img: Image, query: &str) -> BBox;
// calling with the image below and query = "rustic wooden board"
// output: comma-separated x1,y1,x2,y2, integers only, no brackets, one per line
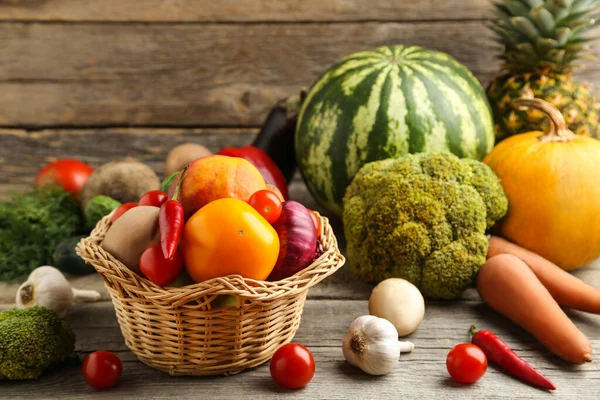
0,128,257,186
1,299,600,399
0,0,492,22
1,22,598,127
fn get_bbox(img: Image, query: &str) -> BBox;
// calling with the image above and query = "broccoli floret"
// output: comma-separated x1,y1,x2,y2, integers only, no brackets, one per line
343,152,508,299
0,307,76,380
84,195,121,230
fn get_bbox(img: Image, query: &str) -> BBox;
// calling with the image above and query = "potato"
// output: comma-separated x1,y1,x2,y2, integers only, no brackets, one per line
101,206,160,273
80,161,160,210
165,143,212,176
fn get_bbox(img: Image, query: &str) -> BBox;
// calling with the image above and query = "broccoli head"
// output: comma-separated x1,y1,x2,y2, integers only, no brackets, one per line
343,152,508,299
0,307,76,380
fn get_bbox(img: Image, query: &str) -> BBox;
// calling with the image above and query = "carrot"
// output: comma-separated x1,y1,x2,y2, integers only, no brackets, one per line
488,236,600,314
477,254,592,364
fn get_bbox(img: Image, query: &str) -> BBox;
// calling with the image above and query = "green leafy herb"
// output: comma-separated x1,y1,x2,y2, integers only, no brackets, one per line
0,188,84,281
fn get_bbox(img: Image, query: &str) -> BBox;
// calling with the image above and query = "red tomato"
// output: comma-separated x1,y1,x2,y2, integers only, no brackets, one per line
270,343,315,389
35,159,93,198
111,203,138,224
82,351,122,390
139,190,168,207
446,344,488,384
140,243,183,286
248,190,283,224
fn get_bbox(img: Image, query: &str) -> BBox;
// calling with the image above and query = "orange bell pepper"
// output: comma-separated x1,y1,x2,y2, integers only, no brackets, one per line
181,198,279,282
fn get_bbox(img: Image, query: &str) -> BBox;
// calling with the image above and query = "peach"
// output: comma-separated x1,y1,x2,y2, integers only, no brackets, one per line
179,155,266,218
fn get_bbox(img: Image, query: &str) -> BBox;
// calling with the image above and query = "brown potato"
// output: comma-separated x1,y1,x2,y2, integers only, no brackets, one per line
80,161,160,210
101,206,160,273
165,143,212,176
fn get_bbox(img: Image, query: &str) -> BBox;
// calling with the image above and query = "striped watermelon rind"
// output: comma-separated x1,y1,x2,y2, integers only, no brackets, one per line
295,45,494,215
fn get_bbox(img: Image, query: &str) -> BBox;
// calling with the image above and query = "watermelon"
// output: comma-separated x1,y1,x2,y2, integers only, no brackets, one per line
295,45,494,215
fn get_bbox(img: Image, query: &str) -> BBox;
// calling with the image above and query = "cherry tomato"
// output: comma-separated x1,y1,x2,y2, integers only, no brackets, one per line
139,190,169,207
82,350,122,390
140,243,183,286
270,343,315,389
248,190,283,224
308,210,321,236
35,159,93,198
446,344,488,384
111,202,138,224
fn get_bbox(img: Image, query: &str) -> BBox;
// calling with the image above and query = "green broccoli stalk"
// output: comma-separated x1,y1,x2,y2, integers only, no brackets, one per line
0,307,76,380
343,152,508,300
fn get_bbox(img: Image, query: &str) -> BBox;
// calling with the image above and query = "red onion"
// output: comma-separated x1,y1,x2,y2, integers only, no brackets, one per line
268,201,318,281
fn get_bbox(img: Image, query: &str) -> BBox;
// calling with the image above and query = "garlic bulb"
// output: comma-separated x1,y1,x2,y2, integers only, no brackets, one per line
16,266,101,318
342,315,414,375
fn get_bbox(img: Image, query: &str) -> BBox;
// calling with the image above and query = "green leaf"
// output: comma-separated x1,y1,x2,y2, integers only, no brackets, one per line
505,0,531,16
512,16,542,39
531,6,557,34
556,0,575,7
537,37,559,52
556,26,573,43
544,0,563,15
557,10,597,26
491,23,529,44
547,48,567,63
572,0,600,14
516,42,539,56
522,0,544,7
554,8,571,21
0,188,83,282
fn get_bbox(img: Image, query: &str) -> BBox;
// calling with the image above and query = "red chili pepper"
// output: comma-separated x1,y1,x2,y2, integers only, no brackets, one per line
217,145,289,200
470,326,556,390
159,167,187,259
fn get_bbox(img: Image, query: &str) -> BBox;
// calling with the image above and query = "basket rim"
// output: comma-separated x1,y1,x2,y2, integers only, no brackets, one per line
76,209,345,304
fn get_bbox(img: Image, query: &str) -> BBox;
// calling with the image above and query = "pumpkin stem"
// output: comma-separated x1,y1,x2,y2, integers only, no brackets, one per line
513,98,577,143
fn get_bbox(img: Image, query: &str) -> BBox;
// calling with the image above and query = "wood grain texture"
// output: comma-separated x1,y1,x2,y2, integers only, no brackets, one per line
1,299,600,399
1,21,597,127
0,128,257,185
0,0,492,22
1,22,598,127
0,21,494,127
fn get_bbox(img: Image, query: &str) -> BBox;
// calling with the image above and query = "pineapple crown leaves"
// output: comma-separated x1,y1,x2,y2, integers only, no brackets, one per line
491,0,600,73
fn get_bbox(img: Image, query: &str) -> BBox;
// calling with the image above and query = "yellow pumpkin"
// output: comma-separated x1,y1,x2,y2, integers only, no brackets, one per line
485,98,600,271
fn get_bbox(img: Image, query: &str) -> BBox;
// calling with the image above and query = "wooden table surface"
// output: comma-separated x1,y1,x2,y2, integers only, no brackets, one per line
1,199,600,400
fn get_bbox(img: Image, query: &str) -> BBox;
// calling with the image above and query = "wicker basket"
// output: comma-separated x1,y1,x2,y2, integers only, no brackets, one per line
76,211,345,376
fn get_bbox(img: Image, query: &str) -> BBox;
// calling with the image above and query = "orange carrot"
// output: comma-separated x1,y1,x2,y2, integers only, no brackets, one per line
477,254,592,364
489,236,600,314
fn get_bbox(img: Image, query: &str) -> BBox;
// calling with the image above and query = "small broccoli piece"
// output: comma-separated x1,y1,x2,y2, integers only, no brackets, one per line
84,195,121,230
0,307,76,380
343,152,508,299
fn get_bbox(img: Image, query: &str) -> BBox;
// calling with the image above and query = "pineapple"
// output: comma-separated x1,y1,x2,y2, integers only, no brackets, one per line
487,0,600,141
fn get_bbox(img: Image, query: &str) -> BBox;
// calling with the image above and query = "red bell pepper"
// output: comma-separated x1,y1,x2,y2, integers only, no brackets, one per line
217,145,289,200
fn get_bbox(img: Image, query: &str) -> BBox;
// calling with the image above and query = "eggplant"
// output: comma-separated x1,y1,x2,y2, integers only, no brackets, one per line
267,201,317,281
252,90,306,183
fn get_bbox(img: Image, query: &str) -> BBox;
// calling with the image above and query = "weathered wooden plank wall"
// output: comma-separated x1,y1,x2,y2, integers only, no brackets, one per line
0,0,598,198
0,1,492,21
